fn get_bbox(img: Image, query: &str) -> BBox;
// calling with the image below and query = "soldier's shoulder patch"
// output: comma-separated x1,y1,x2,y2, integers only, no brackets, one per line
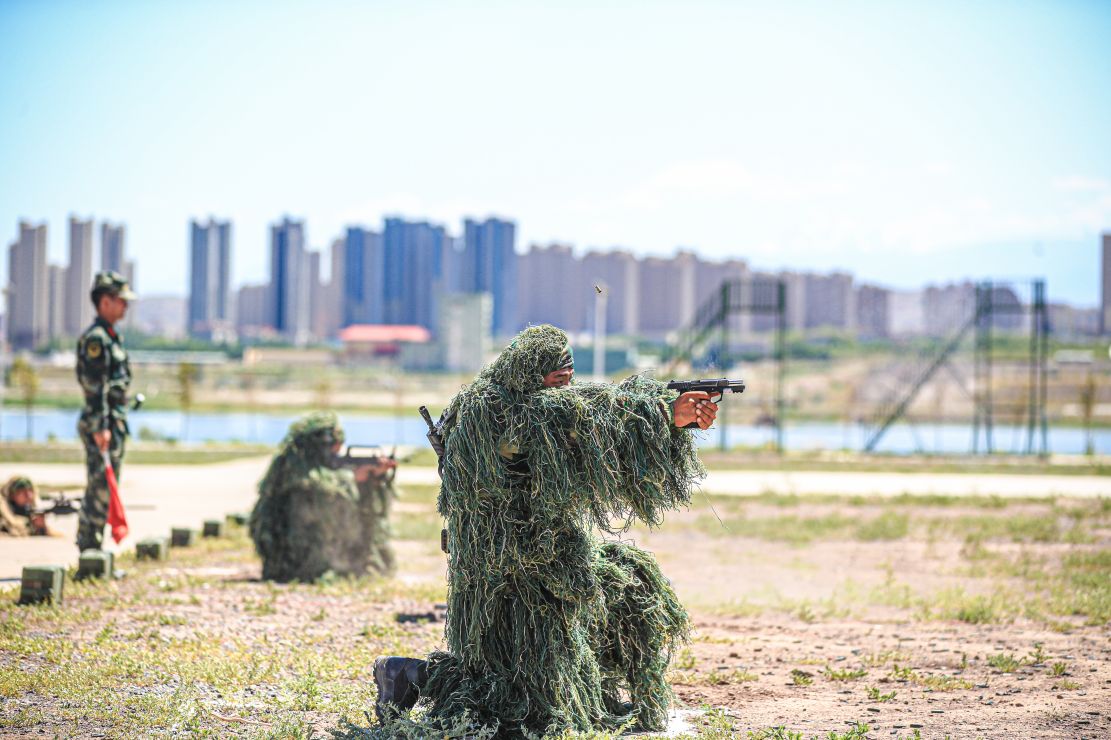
85,339,103,359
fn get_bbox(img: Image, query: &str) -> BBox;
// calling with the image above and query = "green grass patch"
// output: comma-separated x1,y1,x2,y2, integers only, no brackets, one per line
986,653,1024,673
0,534,446,736
748,722,871,740
822,666,867,681
0,441,272,465
789,669,814,686
866,686,897,702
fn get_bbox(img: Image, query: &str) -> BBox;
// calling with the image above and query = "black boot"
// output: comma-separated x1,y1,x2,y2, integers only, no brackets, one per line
373,656,428,722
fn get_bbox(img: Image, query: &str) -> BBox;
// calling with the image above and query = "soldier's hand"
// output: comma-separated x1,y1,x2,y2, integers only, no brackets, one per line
672,391,718,430
354,459,396,482
94,429,111,452
30,514,47,536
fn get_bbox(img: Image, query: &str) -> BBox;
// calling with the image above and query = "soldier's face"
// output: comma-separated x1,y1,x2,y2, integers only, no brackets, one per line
98,294,129,323
542,368,573,388
10,488,33,508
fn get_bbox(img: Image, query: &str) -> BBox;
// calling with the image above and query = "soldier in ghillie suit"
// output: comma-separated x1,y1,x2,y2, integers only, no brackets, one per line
371,324,717,738
75,271,135,552
249,412,398,582
0,477,52,537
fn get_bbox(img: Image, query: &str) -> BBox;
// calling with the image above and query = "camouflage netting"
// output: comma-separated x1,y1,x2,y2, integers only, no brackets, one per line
367,325,704,738
249,411,397,582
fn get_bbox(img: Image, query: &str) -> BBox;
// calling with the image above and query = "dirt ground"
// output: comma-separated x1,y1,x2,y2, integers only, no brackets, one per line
1,485,1109,739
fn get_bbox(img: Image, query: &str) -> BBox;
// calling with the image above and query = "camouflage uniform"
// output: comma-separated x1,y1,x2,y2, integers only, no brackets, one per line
361,472,398,576
75,273,134,551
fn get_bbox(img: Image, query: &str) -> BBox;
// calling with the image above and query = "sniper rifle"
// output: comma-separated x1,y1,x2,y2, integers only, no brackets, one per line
33,492,81,517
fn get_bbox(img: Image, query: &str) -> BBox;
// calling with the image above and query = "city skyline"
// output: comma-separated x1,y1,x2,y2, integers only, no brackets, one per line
10,213,1106,351
4,212,1107,311
1,2,1108,302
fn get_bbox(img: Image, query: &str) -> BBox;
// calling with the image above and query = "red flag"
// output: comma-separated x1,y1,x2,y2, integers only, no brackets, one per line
102,451,129,544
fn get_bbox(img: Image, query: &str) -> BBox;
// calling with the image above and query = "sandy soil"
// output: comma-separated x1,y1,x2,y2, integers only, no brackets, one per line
675,616,1109,739
2,461,1109,738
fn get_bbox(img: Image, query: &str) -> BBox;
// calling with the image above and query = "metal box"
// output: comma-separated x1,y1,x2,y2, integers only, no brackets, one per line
19,565,65,605
170,528,196,547
202,520,224,538
76,550,114,581
136,537,168,560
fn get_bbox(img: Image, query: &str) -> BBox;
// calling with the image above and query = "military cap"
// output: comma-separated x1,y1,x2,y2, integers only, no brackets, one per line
90,271,137,301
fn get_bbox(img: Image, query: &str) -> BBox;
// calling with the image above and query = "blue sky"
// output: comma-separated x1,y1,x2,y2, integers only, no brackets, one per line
1,0,1109,305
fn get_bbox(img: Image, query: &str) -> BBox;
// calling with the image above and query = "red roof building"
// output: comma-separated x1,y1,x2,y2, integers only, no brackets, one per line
339,324,432,359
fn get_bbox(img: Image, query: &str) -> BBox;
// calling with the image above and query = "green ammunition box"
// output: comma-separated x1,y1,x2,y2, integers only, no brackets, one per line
170,528,196,547
76,550,115,581
18,565,65,605
226,512,249,527
202,520,224,538
136,537,168,561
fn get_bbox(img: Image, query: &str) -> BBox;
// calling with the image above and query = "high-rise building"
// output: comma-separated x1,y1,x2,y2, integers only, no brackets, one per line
749,270,785,333
637,252,697,337
343,227,384,325
923,282,975,337
6,221,50,350
1101,233,1110,335
47,265,67,339
269,217,311,344
439,293,492,372
308,250,329,340
696,257,750,335
462,217,518,336
778,271,807,331
580,249,640,335
382,217,447,330
804,272,855,331
317,237,346,339
855,284,890,339
100,220,135,315
441,234,463,296
188,218,232,338
100,221,126,272
236,283,272,336
518,243,584,332
65,215,94,335
887,290,925,336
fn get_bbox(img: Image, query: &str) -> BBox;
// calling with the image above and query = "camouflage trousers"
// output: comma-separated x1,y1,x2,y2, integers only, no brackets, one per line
76,423,126,551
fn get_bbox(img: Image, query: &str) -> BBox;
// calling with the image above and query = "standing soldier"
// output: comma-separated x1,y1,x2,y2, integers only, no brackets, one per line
75,271,135,552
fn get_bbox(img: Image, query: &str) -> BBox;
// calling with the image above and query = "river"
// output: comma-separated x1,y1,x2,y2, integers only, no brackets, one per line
1,408,1107,455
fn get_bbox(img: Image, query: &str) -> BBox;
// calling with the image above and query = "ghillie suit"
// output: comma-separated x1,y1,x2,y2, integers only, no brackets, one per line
363,467,398,576
249,412,397,582
396,325,703,738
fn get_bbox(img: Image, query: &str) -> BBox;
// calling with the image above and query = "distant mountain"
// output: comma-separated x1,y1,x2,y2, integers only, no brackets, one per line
130,294,186,339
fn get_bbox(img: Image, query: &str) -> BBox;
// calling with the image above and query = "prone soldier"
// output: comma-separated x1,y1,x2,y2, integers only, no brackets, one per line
75,271,135,552
0,477,55,537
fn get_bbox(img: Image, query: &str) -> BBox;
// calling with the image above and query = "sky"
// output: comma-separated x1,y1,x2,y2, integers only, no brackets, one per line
1,0,1109,305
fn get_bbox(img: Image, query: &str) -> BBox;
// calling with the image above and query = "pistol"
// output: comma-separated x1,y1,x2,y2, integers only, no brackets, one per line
665,378,746,429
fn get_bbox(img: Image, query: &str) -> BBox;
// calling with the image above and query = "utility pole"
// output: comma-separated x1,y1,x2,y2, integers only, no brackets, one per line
592,282,608,382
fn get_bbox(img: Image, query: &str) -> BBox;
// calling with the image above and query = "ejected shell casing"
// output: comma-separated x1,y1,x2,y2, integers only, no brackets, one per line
136,537,168,560
76,550,114,581
19,565,65,605
170,528,196,547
